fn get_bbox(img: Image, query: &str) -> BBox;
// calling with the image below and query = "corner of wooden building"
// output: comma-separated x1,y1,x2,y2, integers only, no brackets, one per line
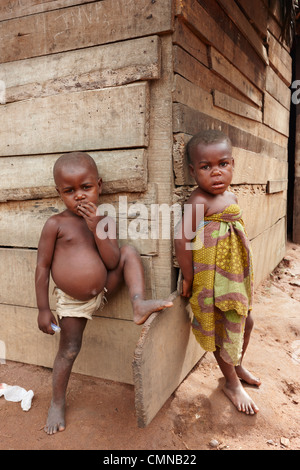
0,0,296,427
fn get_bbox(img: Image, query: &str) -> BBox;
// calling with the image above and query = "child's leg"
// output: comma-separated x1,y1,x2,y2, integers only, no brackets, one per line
44,316,87,435
105,245,173,325
213,347,259,415
235,312,261,386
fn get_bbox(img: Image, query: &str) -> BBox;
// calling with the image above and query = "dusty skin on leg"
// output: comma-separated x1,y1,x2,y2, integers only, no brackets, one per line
44,317,87,435
213,348,259,415
235,312,261,387
106,245,173,325
213,312,259,415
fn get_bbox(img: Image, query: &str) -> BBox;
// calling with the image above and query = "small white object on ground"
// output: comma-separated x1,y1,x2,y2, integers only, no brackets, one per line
0,383,34,411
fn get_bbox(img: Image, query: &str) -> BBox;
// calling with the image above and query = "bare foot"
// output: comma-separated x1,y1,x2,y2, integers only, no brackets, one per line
223,381,259,415
235,365,261,387
132,297,173,325
44,400,66,435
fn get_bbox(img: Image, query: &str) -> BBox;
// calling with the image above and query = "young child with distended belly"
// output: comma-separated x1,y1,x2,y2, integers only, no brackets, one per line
35,151,173,434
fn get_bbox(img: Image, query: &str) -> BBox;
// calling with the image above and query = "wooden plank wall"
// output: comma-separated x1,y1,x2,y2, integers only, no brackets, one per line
0,0,293,382
0,0,175,382
173,0,292,284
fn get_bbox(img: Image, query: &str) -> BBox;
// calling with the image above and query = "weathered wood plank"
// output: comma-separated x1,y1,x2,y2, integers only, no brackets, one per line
0,0,98,21
0,303,142,384
133,292,203,427
0,0,173,63
2,36,161,103
0,83,150,156
172,18,209,67
267,179,288,193
0,247,154,321
175,0,265,90
233,189,287,240
213,90,262,122
208,47,263,107
173,74,287,149
266,66,291,110
264,92,290,136
215,0,268,64
235,0,268,38
0,149,147,201
267,31,293,86
174,45,257,106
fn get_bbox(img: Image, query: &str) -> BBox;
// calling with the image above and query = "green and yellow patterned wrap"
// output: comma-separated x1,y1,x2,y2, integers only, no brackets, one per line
190,204,253,366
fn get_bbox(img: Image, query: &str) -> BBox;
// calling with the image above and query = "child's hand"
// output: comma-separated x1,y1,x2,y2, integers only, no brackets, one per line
77,202,100,232
38,309,57,335
181,279,193,298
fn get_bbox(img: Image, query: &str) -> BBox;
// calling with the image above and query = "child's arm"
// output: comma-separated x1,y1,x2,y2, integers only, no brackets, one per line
174,193,205,298
35,217,58,335
78,202,120,270
174,218,194,298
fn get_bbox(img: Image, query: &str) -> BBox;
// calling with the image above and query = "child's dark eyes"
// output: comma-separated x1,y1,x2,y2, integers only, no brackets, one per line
63,185,93,194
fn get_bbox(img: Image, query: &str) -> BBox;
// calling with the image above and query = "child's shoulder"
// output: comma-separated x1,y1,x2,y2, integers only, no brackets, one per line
187,187,208,205
43,210,69,231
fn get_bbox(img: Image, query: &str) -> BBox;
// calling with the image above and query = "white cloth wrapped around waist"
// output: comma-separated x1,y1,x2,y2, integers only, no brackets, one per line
54,287,107,320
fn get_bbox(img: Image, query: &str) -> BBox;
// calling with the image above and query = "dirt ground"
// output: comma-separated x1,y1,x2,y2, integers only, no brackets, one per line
1,242,300,451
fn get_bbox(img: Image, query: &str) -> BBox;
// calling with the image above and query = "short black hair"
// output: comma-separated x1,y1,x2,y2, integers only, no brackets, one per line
53,151,98,184
186,129,232,165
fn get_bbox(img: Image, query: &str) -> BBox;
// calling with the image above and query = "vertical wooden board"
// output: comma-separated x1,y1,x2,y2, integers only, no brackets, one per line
0,83,150,156
0,0,173,63
146,35,175,298
133,293,204,427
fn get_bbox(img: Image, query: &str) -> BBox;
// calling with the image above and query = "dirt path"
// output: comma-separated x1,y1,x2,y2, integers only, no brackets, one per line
1,243,299,450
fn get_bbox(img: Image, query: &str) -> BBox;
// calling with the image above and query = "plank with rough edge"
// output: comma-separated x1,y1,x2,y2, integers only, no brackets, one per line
133,292,204,427
0,0,173,63
0,83,150,156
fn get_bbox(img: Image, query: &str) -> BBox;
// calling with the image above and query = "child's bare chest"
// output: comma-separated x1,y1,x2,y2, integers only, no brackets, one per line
56,218,96,250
